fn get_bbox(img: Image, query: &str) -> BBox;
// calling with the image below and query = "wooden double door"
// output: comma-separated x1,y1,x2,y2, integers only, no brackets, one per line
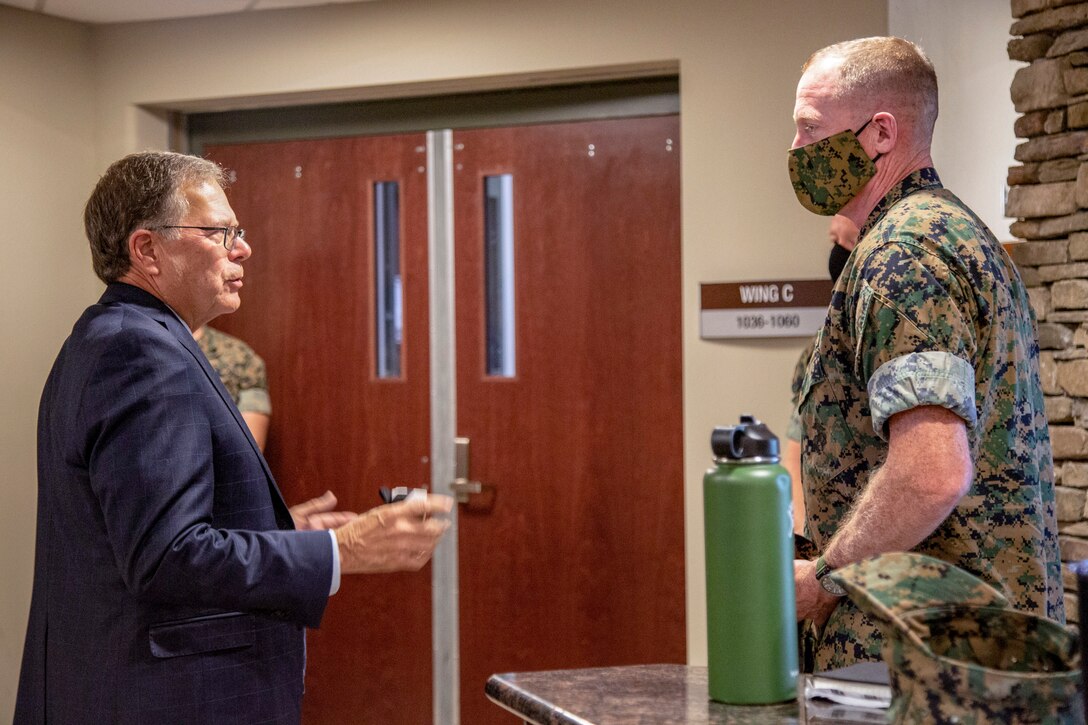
206,115,684,724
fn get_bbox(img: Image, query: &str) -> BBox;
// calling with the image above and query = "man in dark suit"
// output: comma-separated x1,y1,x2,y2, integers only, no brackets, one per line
15,151,452,724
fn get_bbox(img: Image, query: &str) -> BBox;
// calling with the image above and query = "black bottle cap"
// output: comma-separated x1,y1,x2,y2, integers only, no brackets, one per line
711,414,780,461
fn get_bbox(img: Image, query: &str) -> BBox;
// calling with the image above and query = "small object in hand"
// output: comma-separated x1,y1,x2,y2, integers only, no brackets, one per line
379,486,428,504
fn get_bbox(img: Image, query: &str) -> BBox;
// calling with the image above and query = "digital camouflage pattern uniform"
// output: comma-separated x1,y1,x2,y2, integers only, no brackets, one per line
831,552,1081,724
798,168,1063,670
787,337,816,444
196,325,272,415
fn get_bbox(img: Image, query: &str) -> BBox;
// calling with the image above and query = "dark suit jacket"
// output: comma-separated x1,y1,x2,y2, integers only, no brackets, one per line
16,283,333,724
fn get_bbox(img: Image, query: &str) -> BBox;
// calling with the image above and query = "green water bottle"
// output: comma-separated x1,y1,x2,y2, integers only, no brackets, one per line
703,414,797,704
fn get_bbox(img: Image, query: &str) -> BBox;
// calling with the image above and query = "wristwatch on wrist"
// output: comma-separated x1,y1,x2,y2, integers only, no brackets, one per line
814,555,846,597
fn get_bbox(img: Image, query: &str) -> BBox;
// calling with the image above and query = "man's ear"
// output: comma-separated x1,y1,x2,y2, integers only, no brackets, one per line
127,229,162,276
870,111,897,154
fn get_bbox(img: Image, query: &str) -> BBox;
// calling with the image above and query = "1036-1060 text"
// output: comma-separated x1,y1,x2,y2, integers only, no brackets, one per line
735,313,801,329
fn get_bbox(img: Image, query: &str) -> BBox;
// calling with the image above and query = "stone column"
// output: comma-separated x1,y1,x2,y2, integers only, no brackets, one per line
1010,0,1088,624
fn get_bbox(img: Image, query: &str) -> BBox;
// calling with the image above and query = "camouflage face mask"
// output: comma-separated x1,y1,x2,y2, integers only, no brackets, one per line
788,118,880,216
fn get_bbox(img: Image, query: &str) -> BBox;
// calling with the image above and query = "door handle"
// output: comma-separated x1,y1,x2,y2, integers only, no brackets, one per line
450,478,482,503
451,437,484,503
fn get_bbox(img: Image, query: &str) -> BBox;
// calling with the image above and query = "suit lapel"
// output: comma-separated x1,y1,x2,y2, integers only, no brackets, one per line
172,317,294,525
100,284,294,525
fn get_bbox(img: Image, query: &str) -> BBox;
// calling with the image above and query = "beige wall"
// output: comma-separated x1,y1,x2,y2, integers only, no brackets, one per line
890,0,1020,240
2,0,898,718
0,6,99,717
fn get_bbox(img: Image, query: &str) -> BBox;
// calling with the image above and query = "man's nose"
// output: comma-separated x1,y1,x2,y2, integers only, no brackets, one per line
230,235,252,261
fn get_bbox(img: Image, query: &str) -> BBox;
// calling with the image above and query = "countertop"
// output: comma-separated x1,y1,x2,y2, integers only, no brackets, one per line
485,664,802,724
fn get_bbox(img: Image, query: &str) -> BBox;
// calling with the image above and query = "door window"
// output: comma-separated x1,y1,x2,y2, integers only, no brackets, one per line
483,174,516,378
374,180,403,378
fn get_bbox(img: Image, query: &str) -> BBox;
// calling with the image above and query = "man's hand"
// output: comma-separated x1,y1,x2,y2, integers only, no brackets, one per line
794,559,840,626
335,494,454,574
290,490,357,531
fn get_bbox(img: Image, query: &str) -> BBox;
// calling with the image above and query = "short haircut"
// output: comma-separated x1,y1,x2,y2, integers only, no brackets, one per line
804,36,938,142
84,151,226,283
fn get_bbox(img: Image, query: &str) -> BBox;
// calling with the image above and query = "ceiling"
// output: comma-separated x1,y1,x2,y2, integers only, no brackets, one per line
0,0,372,24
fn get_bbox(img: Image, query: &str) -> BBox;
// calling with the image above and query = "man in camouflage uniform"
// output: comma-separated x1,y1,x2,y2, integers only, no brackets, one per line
787,36,1063,671
195,324,272,449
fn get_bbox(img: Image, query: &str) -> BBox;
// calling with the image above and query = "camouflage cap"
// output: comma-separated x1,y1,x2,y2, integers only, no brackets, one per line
831,552,1082,724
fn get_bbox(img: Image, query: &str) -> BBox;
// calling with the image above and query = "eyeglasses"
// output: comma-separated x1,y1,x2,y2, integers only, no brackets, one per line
157,225,246,251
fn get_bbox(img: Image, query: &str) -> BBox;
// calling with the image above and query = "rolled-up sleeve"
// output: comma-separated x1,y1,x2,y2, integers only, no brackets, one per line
868,351,976,439
852,239,979,439
237,387,271,415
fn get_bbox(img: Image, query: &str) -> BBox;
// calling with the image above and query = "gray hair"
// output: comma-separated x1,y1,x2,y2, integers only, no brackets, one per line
804,36,938,143
84,151,226,283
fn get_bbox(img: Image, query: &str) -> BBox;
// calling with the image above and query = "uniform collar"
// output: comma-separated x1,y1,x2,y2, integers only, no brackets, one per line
858,167,942,239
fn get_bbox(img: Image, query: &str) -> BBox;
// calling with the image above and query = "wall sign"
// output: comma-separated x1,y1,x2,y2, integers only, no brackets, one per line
700,279,833,339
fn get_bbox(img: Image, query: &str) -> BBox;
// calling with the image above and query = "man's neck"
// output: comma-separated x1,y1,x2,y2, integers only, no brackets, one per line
840,149,934,231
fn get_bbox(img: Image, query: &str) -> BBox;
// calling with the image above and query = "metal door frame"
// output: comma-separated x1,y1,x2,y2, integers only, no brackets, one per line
427,129,460,725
